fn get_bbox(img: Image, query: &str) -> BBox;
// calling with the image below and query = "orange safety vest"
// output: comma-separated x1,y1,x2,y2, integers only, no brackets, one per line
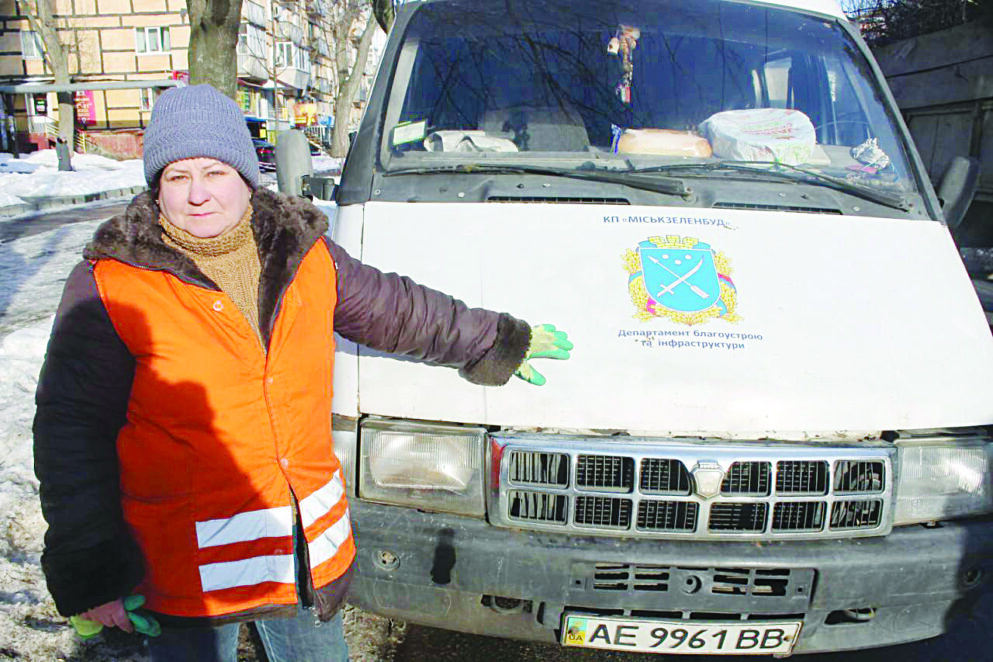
91,241,354,618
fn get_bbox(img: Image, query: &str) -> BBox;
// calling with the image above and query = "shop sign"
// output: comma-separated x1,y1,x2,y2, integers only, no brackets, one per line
74,90,96,125
294,102,317,126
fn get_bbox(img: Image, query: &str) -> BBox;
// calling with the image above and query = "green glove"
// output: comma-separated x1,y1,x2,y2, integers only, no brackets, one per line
69,595,161,639
123,594,161,637
515,324,573,386
69,615,103,639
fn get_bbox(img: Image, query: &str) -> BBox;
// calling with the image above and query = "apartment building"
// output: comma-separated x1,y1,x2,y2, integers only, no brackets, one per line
0,0,380,157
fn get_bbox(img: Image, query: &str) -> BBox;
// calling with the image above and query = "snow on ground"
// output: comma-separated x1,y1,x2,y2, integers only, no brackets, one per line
0,150,340,215
0,217,108,661
0,170,399,660
312,155,345,175
0,152,145,209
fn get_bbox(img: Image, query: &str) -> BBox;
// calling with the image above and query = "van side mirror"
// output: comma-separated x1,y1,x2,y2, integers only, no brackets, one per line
275,130,314,198
937,156,980,230
302,175,337,202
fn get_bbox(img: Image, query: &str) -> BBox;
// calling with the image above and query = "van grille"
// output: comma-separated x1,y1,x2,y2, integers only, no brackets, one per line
772,502,826,531
834,461,885,493
508,450,568,487
640,458,692,494
494,440,893,540
577,455,634,492
710,503,768,531
830,499,883,529
777,461,829,495
637,500,698,531
583,564,814,601
721,462,770,496
575,496,632,528
508,490,568,524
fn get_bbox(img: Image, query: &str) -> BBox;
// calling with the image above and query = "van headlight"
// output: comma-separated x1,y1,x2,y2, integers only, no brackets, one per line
358,419,487,516
332,414,358,496
893,441,993,525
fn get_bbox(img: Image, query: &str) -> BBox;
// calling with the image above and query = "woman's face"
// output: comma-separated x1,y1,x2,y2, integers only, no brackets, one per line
157,158,252,238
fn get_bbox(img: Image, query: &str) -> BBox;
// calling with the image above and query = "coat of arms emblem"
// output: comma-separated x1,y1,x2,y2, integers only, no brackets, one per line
623,235,740,324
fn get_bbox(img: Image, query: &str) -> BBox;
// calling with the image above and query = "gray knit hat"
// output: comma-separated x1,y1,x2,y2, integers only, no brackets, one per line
143,84,259,189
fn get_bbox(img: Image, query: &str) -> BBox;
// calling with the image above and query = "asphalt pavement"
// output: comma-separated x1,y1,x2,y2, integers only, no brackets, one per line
0,199,130,244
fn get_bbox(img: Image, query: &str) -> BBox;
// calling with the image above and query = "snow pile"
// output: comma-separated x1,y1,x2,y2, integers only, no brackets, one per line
0,153,39,175
21,150,128,171
0,153,145,209
0,187,26,209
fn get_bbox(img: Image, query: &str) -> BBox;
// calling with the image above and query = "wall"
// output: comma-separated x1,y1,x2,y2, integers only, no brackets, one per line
874,20,993,243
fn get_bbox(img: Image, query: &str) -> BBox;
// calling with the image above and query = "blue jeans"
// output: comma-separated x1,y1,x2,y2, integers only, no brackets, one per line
147,607,349,662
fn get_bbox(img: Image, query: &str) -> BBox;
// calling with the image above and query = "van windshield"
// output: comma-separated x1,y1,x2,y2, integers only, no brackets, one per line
382,0,916,195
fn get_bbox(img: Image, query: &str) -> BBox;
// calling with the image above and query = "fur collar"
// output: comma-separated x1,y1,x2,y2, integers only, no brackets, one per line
85,188,329,342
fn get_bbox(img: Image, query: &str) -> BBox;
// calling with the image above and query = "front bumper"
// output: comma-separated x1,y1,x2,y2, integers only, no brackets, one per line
348,500,992,654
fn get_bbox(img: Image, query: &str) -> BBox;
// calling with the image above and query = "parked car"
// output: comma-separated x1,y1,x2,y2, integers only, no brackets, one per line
287,0,993,656
252,137,276,171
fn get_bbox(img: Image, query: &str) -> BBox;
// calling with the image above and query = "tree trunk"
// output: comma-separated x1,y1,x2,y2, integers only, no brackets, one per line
25,0,74,167
331,14,378,157
186,0,244,99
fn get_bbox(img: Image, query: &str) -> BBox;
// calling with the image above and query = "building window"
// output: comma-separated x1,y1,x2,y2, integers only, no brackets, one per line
21,31,44,59
275,41,293,68
140,88,159,111
238,23,266,57
135,26,171,54
276,42,312,72
238,23,249,54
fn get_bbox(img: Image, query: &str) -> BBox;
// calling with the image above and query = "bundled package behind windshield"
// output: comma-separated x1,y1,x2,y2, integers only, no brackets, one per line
699,108,816,165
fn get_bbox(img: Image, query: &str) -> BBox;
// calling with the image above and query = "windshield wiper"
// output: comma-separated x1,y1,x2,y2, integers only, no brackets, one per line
383,163,688,197
631,161,910,212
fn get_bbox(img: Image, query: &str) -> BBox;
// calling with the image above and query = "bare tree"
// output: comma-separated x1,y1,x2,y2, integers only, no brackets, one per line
236,8,319,134
320,2,380,157
19,0,74,168
187,0,243,98
842,0,988,47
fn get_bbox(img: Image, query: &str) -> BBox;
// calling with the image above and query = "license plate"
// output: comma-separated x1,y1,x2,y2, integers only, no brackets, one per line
562,614,802,655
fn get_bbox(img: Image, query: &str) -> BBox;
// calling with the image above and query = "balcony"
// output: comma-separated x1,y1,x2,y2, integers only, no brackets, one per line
276,67,310,91
243,1,266,25
237,52,268,83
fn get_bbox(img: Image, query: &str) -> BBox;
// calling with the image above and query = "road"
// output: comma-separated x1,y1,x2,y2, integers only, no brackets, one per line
0,199,129,244
392,591,991,661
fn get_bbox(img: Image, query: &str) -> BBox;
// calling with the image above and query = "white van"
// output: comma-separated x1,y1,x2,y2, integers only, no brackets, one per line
314,0,993,654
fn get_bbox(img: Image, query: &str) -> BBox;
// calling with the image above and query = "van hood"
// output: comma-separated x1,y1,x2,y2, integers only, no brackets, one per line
346,202,993,438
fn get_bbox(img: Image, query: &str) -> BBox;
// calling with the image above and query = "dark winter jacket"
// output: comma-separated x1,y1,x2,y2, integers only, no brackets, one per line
33,188,531,624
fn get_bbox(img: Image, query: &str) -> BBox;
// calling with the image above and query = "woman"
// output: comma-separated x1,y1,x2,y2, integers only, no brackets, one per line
33,84,571,662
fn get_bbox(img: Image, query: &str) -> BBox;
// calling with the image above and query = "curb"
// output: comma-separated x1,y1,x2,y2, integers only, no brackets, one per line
0,184,147,218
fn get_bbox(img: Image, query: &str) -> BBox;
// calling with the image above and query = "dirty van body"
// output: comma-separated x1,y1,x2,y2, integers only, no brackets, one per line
320,0,993,655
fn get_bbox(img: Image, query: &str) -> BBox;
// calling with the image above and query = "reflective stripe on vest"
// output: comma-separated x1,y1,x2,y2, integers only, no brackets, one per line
194,472,348,592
